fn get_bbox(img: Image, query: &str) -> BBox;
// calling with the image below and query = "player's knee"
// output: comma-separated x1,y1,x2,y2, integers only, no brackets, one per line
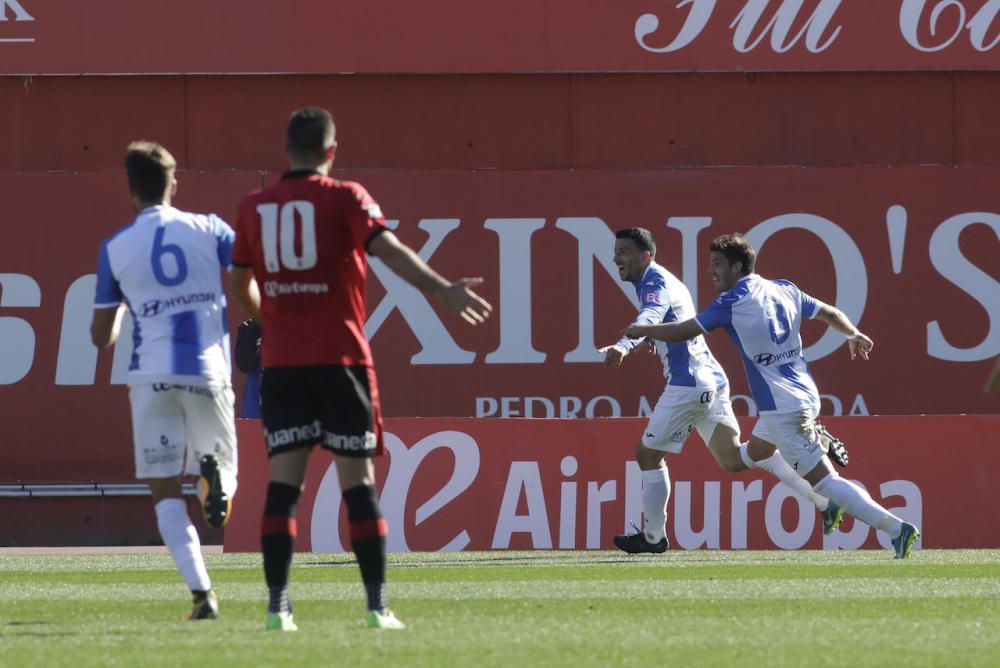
717,456,745,474
336,456,375,490
636,443,664,469
146,476,184,503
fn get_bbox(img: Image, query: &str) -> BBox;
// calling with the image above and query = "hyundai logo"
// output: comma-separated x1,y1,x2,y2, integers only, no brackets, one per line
754,353,776,366
140,299,163,317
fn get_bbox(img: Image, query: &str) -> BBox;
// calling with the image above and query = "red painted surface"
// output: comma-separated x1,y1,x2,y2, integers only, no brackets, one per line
2,73,996,172
1,1,998,74
1,5,997,556
224,416,1000,552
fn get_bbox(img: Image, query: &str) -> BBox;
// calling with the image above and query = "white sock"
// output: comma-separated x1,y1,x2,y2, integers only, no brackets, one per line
751,450,829,511
155,498,212,592
813,473,903,537
641,467,670,543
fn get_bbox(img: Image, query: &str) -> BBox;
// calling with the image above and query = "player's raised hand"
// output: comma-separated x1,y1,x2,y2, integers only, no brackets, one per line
598,344,627,368
441,277,493,325
848,332,873,360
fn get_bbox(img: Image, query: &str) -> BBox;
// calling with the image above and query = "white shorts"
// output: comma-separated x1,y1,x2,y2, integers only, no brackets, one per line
128,383,237,482
641,384,739,454
751,408,824,474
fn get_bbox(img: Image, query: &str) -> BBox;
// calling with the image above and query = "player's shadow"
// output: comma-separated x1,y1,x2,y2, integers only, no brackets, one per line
4,621,77,638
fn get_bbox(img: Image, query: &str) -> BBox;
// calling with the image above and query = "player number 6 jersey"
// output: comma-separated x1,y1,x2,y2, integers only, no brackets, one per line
93,205,234,388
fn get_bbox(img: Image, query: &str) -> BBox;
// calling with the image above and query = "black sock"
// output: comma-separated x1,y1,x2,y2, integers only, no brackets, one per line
343,484,387,612
261,481,301,614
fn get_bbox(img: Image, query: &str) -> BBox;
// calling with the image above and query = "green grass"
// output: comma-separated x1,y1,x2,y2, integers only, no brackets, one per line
2,550,1000,667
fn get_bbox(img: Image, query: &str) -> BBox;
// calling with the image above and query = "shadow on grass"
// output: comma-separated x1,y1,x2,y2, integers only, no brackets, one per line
3,621,77,638
6,621,49,626
309,554,643,568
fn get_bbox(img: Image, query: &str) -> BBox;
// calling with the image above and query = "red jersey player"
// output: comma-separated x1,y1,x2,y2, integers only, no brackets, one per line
230,107,492,632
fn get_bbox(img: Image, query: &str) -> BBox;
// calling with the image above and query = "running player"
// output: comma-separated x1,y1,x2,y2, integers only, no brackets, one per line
230,107,492,631
90,141,238,619
624,232,920,559
600,228,840,554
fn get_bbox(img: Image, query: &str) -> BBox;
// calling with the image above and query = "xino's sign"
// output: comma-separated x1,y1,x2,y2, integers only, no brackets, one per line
0,0,34,43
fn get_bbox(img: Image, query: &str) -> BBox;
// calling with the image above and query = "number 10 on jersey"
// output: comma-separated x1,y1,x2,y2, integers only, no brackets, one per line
256,200,318,272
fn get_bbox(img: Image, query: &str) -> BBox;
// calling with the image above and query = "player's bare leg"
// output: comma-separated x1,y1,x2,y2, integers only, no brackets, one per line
335,456,405,629
262,447,310,631
613,443,670,554
147,476,217,620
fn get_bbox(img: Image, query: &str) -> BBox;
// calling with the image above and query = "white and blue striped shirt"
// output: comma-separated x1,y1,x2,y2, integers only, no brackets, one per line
617,262,728,389
695,274,822,414
94,205,234,388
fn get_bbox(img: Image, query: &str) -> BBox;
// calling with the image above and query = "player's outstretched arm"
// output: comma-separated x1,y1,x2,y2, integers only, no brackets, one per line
90,304,125,348
230,265,262,322
622,318,702,343
369,231,493,325
814,303,873,360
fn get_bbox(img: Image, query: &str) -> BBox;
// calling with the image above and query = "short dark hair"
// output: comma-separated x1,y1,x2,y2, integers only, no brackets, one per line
615,228,656,256
287,107,336,161
709,233,756,274
125,141,175,203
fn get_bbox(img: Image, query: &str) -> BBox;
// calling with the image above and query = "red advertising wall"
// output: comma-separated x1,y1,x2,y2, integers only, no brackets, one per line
0,3,997,551
5,163,1000,482
225,416,1000,552
1,1,998,74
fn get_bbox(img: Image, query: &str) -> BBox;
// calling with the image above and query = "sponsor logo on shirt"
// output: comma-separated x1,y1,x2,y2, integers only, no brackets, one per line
643,291,661,304
753,347,801,366
140,292,215,317
262,281,330,298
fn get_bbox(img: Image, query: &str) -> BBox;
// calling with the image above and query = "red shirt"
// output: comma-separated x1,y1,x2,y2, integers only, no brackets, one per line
232,171,387,368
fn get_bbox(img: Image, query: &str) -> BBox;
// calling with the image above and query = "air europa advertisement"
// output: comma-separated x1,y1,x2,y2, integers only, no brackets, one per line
223,416,1000,552
1,1,998,74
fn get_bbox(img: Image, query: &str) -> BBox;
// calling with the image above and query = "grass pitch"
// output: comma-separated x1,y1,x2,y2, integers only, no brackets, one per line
2,549,999,667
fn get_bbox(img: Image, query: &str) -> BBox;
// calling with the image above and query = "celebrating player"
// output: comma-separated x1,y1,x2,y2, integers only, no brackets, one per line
599,228,840,554
90,141,238,620
624,232,920,559
230,107,492,631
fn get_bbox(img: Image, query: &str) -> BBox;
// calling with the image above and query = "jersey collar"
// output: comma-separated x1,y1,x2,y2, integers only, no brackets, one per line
136,204,168,218
281,169,323,180
632,261,660,287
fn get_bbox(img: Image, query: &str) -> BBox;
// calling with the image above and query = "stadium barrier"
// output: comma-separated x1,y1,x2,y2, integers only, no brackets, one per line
224,415,1000,552
0,483,199,497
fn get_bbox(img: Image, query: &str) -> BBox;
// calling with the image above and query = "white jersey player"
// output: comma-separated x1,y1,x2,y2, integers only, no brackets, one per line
599,228,835,555
625,232,920,559
90,141,239,619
